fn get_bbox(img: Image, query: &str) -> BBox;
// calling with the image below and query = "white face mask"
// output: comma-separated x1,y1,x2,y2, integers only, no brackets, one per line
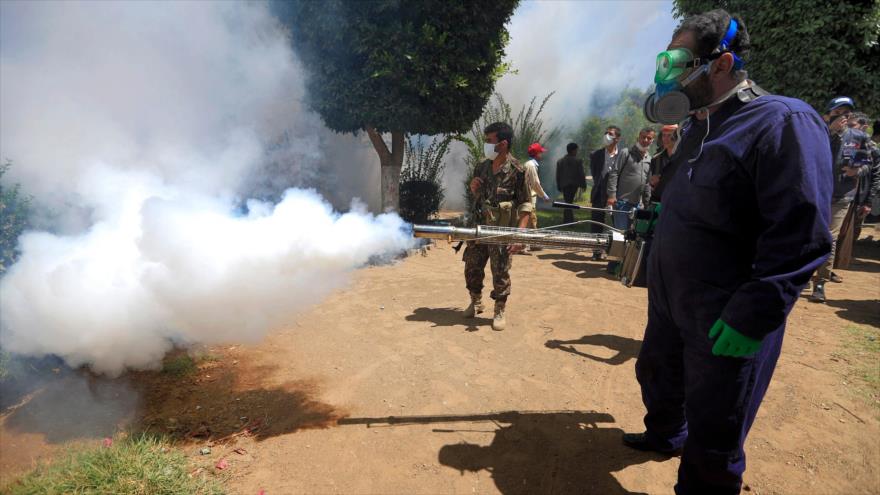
483,142,498,160
603,133,615,146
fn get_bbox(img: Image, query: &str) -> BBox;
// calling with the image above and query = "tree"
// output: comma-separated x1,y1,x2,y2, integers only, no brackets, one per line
0,161,31,275
573,87,654,153
275,0,519,211
672,0,880,116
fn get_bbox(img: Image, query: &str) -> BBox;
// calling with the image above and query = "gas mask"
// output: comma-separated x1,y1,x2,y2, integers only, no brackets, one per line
643,19,744,125
483,142,499,160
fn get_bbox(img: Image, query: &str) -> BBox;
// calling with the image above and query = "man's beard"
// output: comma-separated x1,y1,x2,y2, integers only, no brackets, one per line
683,71,714,110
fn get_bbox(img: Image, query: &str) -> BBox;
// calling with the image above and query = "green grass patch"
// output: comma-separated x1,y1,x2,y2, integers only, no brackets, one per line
4,435,224,495
840,325,880,412
535,208,601,233
160,354,197,377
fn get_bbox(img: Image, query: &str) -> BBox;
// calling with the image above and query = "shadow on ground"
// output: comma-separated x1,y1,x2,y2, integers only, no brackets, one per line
545,334,642,365
407,307,491,332
536,252,616,280
133,361,344,442
824,299,880,328
340,410,660,495
2,374,138,443
2,354,344,445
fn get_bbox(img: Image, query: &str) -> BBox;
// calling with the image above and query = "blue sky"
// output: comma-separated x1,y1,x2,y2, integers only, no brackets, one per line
498,0,678,126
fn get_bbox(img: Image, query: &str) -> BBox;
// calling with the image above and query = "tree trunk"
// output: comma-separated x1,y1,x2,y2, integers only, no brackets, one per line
367,127,405,212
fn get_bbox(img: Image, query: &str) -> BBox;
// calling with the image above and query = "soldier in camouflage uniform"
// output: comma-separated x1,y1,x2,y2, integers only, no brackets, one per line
463,122,533,331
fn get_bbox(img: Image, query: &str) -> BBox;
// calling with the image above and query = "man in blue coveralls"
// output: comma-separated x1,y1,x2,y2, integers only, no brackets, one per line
624,9,833,495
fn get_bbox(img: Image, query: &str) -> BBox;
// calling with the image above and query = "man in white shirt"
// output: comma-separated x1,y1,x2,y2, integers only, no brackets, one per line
523,142,551,251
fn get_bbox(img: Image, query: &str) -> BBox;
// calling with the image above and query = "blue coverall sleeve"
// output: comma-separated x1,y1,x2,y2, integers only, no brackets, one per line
720,110,834,340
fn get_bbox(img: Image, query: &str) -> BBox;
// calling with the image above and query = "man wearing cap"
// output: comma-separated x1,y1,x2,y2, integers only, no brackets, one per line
809,96,872,302
625,10,831,494
523,142,551,241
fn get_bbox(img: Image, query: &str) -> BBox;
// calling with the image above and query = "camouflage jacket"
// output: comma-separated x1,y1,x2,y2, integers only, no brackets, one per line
472,154,533,227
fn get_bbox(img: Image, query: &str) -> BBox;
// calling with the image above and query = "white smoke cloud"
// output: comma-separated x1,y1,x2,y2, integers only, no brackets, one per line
497,0,677,127
0,0,406,375
0,174,410,375
440,1,677,205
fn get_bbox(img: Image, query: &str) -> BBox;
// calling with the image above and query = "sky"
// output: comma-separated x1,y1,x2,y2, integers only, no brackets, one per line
498,0,679,127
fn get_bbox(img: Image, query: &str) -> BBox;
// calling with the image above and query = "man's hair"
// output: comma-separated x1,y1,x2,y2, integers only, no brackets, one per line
854,112,868,126
639,126,656,135
484,122,514,147
606,125,621,136
674,9,751,63
566,142,579,153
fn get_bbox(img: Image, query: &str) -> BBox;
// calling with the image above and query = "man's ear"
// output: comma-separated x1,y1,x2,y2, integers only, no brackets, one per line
712,52,735,77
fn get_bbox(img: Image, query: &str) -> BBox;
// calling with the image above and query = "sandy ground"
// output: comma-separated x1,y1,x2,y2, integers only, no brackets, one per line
1,227,879,494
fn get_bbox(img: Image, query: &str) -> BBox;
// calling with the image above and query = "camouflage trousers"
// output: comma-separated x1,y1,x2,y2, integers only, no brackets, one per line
463,242,512,302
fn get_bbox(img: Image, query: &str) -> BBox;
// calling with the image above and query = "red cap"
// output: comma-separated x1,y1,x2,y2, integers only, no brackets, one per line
527,142,547,157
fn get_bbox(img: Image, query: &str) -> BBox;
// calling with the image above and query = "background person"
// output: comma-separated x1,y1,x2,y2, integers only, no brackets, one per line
556,142,587,225
589,125,627,260
649,124,680,204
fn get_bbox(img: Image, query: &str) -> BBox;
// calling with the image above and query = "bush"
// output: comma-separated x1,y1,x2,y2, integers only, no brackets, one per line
398,136,450,223
399,180,443,224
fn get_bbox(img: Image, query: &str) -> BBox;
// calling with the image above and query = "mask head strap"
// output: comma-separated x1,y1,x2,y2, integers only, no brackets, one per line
716,18,744,70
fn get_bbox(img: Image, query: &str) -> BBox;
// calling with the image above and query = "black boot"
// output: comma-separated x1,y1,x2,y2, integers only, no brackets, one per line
809,283,826,303
621,432,682,455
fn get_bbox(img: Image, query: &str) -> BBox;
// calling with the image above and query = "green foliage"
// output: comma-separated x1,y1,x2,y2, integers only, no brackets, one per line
573,87,655,154
0,161,32,275
454,92,563,209
0,349,9,382
277,0,519,135
534,209,591,233
672,0,880,116
5,435,224,495
399,136,451,222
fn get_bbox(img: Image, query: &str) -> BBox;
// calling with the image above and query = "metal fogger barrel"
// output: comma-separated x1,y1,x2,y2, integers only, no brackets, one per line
412,224,627,260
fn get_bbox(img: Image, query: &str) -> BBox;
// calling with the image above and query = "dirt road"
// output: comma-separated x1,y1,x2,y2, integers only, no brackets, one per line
2,230,879,494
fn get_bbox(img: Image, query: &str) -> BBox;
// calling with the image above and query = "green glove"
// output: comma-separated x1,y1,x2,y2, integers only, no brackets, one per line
708,319,762,357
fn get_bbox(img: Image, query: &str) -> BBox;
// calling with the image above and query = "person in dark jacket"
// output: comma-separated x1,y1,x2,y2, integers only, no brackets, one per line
588,126,628,259
809,97,871,302
555,142,587,224
624,11,832,495
648,124,680,203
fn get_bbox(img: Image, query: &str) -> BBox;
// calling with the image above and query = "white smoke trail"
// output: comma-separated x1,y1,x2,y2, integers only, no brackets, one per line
0,171,410,376
0,0,409,375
